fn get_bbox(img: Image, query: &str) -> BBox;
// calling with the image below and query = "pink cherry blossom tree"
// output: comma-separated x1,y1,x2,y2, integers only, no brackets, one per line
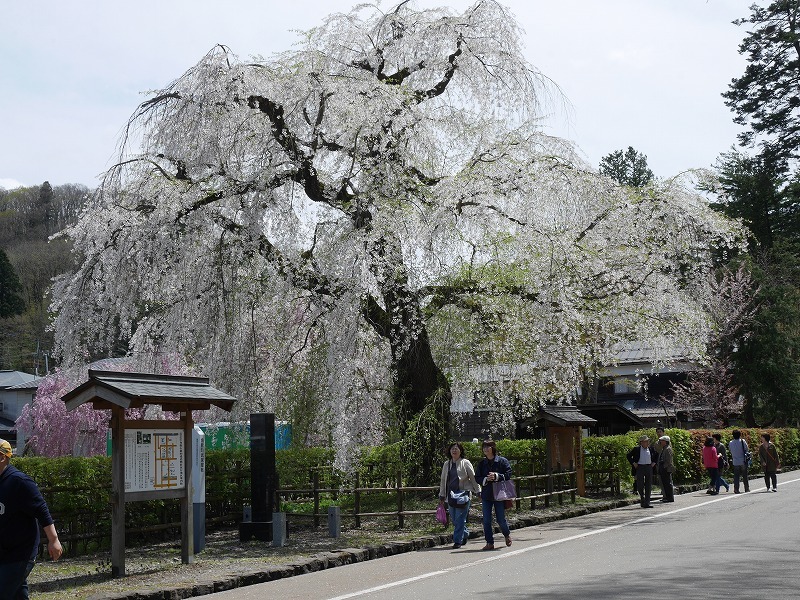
17,355,194,457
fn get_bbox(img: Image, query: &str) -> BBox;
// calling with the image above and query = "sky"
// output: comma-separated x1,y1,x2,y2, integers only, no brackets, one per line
0,0,750,190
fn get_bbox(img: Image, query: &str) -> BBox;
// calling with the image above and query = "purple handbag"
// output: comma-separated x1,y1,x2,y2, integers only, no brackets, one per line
492,479,515,501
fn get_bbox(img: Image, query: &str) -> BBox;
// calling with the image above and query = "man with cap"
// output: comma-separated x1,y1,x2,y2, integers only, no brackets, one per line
626,435,656,508
0,439,62,599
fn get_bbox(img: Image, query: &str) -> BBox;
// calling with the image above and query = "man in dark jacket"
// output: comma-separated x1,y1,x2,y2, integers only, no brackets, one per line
626,435,656,508
0,439,62,599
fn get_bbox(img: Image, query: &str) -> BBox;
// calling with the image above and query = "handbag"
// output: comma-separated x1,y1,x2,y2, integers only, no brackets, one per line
741,440,752,468
448,490,470,508
492,479,515,502
435,503,449,525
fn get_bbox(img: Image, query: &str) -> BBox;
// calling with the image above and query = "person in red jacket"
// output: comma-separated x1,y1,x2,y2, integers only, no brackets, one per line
0,439,62,600
701,437,722,496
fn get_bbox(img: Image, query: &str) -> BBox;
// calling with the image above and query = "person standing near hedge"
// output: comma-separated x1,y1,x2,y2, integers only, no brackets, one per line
0,439,63,600
657,436,675,503
728,430,750,494
475,439,513,550
651,427,664,492
627,435,656,508
758,433,780,492
438,442,481,549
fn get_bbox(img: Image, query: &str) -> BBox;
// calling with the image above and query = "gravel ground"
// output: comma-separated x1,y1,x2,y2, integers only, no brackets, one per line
27,497,632,599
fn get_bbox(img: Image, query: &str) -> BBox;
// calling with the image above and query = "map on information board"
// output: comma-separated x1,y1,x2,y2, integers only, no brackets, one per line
124,429,185,492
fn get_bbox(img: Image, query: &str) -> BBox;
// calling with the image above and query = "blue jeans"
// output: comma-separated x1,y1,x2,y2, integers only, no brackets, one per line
0,559,35,600
706,467,719,492
715,472,729,492
449,499,470,546
481,498,510,544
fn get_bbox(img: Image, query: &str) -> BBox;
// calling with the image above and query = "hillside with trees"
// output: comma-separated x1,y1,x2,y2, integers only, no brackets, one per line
0,182,91,372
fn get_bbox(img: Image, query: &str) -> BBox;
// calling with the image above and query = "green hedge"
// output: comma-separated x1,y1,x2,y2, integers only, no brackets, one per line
14,427,800,501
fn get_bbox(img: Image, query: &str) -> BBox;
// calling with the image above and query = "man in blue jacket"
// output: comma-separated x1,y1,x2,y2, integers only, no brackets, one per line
0,439,62,599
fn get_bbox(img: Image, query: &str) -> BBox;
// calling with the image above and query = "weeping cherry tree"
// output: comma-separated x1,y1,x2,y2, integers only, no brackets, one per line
52,1,743,479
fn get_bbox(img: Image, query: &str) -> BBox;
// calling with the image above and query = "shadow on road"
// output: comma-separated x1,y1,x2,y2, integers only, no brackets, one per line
488,550,800,599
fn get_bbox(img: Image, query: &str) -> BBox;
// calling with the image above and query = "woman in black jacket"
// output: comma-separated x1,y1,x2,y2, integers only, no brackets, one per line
474,439,513,550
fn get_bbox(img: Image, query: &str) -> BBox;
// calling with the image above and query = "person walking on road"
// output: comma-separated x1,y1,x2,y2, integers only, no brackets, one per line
712,433,730,493
627,435,656,508
652,427,664,492
702,437,722,495
0,438,63,600
657,435,675,502
438,442,481,549
758,433,780,492
728,430,750,493
475,439,513,550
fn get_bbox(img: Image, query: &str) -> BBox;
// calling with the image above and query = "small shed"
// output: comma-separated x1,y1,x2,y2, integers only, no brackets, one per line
61,370,235,577
536,406,596,497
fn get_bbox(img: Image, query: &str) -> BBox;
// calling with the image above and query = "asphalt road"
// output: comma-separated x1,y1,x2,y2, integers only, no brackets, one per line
206,473,800,600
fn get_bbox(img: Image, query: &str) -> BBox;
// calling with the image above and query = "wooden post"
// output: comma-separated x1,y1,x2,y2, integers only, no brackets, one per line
181,412,194,564
556,462,563,505
574,427,586,497
569,459,576,503
313,471,320,528
397,471,404,528
110,406,126,577
544,430,553,508
354,472,361,529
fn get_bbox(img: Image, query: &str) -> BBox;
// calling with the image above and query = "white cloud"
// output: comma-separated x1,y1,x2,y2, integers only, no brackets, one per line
0,178,24,190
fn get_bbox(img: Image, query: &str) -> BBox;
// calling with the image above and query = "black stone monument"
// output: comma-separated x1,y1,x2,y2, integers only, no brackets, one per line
239,413,276,541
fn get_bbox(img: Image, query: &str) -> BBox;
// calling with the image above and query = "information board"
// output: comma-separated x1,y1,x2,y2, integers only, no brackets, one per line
124,429,185,492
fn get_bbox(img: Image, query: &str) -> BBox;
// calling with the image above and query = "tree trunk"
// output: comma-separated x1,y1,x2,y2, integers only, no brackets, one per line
364,235,451,485
393,326,451,485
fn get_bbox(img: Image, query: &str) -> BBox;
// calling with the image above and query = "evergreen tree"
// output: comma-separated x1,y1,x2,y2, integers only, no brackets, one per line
711,148,800,252
715,1,800,424
733,246,800,425
599,146,654,187
0,248,25,318
38,180,54,233
723,1,800,161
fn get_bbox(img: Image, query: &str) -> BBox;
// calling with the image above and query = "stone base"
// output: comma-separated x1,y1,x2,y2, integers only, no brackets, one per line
239,521,272,542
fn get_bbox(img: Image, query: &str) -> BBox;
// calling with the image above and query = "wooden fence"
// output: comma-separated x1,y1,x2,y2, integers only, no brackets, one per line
39,452,620,557
274,456,620,528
